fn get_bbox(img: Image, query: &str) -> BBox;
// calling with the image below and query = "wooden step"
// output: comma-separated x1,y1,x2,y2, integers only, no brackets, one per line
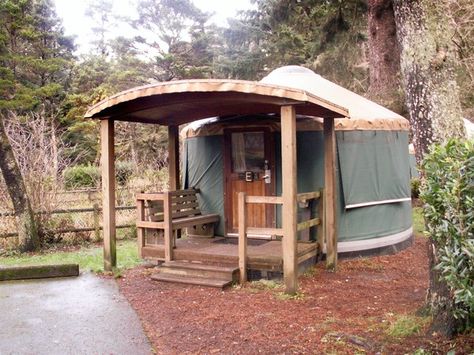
150,273,233,289
159,261,239,281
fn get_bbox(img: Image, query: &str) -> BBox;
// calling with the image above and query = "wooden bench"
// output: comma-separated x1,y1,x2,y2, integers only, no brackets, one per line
136,189,220,261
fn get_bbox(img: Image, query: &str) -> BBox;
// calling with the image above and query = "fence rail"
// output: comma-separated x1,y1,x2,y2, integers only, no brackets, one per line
237,190,324,284
0,205,135,239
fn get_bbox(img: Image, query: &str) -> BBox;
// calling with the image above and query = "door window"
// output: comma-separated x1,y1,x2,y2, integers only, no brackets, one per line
231,132,265,173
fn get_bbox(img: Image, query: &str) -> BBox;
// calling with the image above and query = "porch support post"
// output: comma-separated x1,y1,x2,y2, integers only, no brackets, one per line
101,119,116,271
168,125,180,190
324,118,337,270
281,105,298,294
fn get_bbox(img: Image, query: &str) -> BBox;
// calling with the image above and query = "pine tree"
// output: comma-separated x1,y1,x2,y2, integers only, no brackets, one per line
0,0,74,251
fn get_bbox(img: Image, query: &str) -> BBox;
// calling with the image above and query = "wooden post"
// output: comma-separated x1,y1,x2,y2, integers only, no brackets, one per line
93,203,100,242
324,118,337,270
281,105,298,294
317,189,325,258
163,191,173,262
101,119,116,271
168,125,180,190
238,192,247,284
136,198,145,258
168,125,180,245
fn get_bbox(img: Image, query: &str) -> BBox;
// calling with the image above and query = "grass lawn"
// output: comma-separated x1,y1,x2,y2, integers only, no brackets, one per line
0,239,141,273
412,206,425,234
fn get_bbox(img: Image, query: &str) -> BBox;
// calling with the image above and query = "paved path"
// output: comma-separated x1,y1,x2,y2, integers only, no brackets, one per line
0,273,152,355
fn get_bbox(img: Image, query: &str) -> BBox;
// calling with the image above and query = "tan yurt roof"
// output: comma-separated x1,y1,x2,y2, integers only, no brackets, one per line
261,66,405,121
182,66,409,138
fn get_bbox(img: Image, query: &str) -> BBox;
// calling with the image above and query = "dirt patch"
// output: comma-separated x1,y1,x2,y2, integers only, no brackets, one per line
118,236,474,354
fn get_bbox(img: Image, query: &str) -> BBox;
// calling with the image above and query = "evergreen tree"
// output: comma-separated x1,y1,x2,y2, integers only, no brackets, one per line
217,0,369,91
0,0,74,251
132,0,216,80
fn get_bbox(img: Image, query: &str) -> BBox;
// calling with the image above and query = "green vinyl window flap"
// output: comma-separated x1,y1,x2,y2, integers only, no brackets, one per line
337,131,411,209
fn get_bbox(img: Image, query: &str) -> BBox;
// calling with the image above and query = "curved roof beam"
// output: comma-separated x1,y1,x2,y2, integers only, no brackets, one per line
85,79,348,125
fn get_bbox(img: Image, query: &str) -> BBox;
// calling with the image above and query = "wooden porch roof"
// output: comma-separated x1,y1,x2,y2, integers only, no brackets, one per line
84,79,349,125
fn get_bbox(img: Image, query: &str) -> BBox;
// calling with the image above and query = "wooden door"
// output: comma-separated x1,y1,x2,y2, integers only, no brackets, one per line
224,128,275,235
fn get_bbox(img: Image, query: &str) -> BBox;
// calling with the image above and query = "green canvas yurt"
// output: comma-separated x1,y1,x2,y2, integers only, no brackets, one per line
181,66,412,255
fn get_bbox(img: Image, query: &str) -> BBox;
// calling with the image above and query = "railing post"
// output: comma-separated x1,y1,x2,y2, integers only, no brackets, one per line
317,189,325,257
163,191,173,262
238,192,247,284
324,118,337,270
136,196,145,258
281,105,298,294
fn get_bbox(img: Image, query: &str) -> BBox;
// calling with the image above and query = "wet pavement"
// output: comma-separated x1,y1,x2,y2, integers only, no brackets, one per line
0,273,152,355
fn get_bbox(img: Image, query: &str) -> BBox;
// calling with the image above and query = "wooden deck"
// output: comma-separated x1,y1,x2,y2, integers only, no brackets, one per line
142,237,319,272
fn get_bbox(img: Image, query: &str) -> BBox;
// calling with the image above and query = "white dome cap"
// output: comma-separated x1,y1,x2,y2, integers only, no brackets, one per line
261,66,405,121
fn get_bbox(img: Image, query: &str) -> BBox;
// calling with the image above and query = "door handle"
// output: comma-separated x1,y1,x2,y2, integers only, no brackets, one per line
263,159,271,184
262,171,271,184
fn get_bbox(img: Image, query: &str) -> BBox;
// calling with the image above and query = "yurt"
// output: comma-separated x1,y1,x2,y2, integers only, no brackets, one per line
181,66,413,256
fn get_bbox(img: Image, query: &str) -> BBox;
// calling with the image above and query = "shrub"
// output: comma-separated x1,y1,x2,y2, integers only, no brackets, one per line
63,164,101,190
116,161,134,186
420,139,474,331
411,178,421,199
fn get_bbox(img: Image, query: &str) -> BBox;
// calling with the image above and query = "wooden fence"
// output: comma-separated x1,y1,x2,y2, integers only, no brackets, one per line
0,186,159,240
0,204,135,239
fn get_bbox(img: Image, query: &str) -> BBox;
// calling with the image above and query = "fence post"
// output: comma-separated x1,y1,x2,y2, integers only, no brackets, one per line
238,192,247,284
136,193,145,258
93,203,100,242
163,191,173,262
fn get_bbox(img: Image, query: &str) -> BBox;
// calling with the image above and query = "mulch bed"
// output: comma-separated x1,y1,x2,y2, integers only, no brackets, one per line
118,236,474,354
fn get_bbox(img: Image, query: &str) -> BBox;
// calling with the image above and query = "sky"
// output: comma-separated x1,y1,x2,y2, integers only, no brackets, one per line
53,0,254,54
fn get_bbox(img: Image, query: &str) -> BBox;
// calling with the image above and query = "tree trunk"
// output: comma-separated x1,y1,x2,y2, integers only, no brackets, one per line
367,0,402,112
393,0,466,337
0,111,39,252
393,0,465,165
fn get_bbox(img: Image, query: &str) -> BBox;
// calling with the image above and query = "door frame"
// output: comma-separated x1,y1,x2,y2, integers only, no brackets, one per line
223,127,276,236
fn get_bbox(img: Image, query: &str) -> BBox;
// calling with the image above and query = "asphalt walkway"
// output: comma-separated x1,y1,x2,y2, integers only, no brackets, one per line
0,272,152,355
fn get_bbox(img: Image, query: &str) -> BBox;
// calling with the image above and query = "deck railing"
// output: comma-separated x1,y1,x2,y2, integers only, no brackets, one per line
237,189,323,283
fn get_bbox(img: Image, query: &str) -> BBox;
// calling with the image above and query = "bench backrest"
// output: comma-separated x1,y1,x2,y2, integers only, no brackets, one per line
147,189,202,222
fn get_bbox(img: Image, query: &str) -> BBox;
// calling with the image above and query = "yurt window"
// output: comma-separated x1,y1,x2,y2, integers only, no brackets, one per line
231,132,265,173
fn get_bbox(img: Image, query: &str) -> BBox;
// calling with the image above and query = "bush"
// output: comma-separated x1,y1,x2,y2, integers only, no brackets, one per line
63,164,101,190
116,161,134,186
411,178,421,199
420,139,474,331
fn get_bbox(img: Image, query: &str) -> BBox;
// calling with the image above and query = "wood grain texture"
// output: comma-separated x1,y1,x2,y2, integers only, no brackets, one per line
238,192,247,283
85,80,348,122
324,118,338,270
281,105,298,294
168,125,180,191
317,189,325,255
224,128,276,234
163,192,173,262
137,199,145,257
100,119,116,271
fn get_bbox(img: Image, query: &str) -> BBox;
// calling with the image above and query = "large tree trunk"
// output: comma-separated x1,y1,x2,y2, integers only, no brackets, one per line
367,0,402,112
393,0,466,337
393,0,465,165
0,111,39,252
